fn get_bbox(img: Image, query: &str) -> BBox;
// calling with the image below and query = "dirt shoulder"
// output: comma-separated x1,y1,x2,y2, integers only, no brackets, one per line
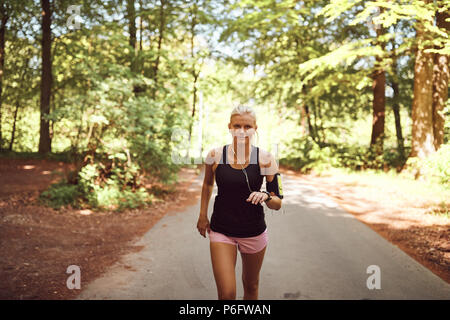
0,159,202,300
279,166,450,285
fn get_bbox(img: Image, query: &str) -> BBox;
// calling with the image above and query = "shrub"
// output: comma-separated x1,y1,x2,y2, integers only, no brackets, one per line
283,136,404,172
335,144,370,170
283,136,339,173
40,153,154,211
400,144,450,186
76,158,152,211
39,181,80,209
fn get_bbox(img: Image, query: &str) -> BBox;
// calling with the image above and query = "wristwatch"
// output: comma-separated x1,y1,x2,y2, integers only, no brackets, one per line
261,191,272,202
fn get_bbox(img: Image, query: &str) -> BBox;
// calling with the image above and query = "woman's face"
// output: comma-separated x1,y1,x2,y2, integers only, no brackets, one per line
228,113,257,144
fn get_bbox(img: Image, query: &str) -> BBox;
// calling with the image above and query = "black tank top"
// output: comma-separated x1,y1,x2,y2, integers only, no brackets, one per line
209,144,266,237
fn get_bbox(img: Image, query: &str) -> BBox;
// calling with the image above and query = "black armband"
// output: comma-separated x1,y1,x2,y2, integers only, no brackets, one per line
266,172,284,199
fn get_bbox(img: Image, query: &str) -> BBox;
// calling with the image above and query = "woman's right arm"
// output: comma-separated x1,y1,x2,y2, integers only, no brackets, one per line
199,167,214,218
197,150,216,237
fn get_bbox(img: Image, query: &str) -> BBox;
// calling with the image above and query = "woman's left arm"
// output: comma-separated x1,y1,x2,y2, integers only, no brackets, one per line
265,174,282,210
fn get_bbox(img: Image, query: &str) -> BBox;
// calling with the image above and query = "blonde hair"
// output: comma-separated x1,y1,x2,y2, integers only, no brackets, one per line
230,105,257,123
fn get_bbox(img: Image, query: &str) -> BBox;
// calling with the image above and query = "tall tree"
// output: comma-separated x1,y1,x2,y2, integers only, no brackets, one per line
410,0,435,158
187,3,200,160
391,51,405,159
38,0,53,153
432,8,449,150
138,0,143,51
127,0,142,95
0,1,9,151
152,0,166,98
370,6,386,153
126,0,136,51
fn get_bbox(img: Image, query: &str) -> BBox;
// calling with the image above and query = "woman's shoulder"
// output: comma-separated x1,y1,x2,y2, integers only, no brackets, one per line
205,145,226,165
258,147,278,175
257,147,272,164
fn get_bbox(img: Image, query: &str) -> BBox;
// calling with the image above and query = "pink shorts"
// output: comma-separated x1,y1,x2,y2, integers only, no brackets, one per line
207,227,268,254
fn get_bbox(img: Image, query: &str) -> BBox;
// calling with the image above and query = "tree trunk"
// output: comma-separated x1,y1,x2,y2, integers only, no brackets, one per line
304,105,315,141
300,104,307,136
126,0,136,77
370,68,386,148
410,6,436,158
392,80,404,158
187,5,199,160
38,0,52,153
139,0,143,52
9,100,19,151
316,100,326,145
432,9,449,150
126,0,136,51
0,4,8,151
391,53,404,159
152,0,166,98
127,0,144,95
370,7,385,153
312,104,320,144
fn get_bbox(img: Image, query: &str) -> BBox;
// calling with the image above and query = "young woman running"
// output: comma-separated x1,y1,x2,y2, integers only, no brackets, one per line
196,105,283,300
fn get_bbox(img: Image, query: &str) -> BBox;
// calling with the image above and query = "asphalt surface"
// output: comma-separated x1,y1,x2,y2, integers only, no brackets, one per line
77,169,450,300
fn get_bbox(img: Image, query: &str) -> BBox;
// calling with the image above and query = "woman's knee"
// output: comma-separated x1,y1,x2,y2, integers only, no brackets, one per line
242,278,259,293
218,288,236,300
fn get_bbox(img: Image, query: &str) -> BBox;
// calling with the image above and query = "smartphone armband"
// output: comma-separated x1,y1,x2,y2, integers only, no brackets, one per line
266,172,284,199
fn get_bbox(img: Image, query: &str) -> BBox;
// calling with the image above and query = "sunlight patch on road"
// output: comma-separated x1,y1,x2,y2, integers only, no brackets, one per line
78,209,92,215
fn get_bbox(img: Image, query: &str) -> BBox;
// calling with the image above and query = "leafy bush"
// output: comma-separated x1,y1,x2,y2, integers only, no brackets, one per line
336,144,407,170
336,144,372,170
76,156,152,211
40,153,155,211
283,136,339,173
39,181,80,209
283,136,409,173
402,144,450,186
382,147,408,170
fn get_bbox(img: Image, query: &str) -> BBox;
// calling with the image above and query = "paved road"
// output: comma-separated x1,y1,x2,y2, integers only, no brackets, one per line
77,169,450,300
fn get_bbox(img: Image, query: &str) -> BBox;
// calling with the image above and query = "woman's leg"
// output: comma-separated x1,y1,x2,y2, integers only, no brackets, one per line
210,241,238,300
240,245,267,300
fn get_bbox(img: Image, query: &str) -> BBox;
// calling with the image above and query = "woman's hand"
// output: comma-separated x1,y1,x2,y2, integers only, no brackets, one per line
246,191,268,205
197,215,210,238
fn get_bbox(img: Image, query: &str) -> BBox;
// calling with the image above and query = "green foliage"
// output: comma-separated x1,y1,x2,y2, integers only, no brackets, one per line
40,159,154,211
444,99,450,144
338,144,408,170
382,146,408,169
282,136,339,173
283,135,409,173
76,157,153,211
39,181,81,209
338,144,382,170
402,144,450,186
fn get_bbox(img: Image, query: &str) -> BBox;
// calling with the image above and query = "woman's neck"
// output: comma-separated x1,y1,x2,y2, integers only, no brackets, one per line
229,141,251,164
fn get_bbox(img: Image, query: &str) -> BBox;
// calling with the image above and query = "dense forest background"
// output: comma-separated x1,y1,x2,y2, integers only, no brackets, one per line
0,0,448,211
